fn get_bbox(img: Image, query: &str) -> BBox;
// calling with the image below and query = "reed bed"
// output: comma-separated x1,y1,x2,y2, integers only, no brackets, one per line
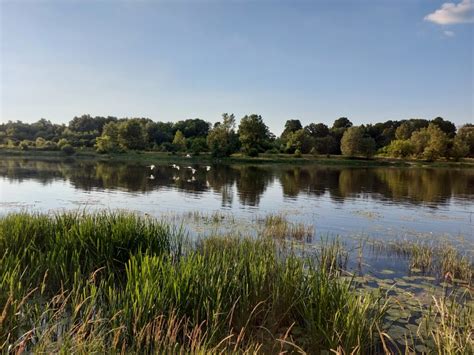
0,212,472,353
370,239,473,284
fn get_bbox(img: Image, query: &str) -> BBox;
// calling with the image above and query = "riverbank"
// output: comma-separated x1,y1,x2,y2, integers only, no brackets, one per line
1,148,473,168
1,211,472,353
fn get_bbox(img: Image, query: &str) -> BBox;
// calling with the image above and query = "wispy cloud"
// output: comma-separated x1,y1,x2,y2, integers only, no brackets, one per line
444,30,455,36
424,0,474,25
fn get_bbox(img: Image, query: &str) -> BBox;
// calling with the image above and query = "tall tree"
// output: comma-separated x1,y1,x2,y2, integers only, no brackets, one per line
207,113,239,157
281,119,303,141
238,114,272,156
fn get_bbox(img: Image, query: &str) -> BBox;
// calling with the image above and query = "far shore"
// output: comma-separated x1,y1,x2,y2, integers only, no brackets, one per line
1,148,473,168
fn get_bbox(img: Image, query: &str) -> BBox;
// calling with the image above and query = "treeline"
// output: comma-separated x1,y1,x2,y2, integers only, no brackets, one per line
0,114,473,160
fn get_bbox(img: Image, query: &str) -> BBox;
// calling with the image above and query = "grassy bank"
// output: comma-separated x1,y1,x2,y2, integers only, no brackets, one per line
1,212,472,353
2,148,473,168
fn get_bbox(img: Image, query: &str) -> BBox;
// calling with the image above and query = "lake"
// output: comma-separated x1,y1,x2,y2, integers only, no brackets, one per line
1,158,473,242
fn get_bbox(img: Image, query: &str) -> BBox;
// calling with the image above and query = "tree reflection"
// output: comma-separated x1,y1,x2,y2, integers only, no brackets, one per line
0,159,472,208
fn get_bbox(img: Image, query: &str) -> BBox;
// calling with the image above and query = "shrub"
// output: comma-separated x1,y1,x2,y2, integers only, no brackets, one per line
61,144,75,155
294,149,302,157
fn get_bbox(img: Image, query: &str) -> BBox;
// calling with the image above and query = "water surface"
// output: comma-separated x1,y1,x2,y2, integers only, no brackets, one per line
1,158,472,242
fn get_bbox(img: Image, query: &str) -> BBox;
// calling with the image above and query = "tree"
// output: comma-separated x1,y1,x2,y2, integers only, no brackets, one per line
172,130,187,151
95,122,121,153
174,118,210,138
189,137,208,155
281,120,303,141
314,136,339,155
431,117,456,138
305,123,329,138
341,126,376,158
455,124,474,157
117,120,148,150
395,122,413,140
238,114,272,155
285,129,312,154
332,117,352,129
410,123,448,161
385,140,414,158
207,113,239,157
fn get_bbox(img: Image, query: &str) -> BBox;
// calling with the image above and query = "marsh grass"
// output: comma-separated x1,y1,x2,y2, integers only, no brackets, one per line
1,212,472,353
1,212,388,353
370,239,473,284
263,213,313,241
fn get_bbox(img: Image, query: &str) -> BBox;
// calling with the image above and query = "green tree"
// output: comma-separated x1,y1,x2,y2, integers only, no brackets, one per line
285,129,313,154
207,113,239,157
385,139,414,158
281,119,303,141
189,137,208,155
341,126,376,158
455,124,474,157
95,122,121,153
238,114,272,156
305,123,329,138
410,123,448,161
332,117,352,129
172,130,187,151
118,120,148,150
431,117,456,138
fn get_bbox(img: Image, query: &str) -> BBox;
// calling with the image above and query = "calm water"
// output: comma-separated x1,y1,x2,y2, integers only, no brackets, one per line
1,158,473,241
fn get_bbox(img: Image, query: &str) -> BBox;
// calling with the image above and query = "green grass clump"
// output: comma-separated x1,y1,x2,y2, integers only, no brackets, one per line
1,212,390,353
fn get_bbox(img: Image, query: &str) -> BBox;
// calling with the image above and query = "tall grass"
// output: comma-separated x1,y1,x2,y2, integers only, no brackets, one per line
0,212,391,353
1,212,471,353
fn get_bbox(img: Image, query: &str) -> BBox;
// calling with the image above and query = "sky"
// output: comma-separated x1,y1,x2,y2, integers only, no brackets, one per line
1,0,473,135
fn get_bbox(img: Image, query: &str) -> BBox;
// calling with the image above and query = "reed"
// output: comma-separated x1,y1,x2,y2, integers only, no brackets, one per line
0,212,471,353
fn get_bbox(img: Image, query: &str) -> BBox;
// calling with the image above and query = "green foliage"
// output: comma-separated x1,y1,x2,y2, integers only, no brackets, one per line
456,124,474,157
118,119,148,150
172,130,187,152
19,140,30,150
0,212,390,353
95,122,121,153
189,137,208,155
305,122,329,138
332,117,352,129
285,129,312,154
281,119,302,141
410,123,448,161
238,114,272,155
61,144,75,156
385,139,414,158
341,126,376,158
207,113,239,158
294,148,302,157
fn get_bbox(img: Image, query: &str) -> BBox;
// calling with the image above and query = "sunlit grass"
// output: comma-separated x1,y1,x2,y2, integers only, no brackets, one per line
0,212,472,353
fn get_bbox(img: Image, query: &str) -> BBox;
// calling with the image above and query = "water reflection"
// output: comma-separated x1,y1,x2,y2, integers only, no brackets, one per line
1,159,472,208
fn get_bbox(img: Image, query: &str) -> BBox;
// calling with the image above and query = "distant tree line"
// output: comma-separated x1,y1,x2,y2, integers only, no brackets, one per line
0,114,472,160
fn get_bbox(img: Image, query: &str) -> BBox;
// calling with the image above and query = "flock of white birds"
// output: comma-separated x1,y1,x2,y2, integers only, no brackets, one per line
147,164,211,182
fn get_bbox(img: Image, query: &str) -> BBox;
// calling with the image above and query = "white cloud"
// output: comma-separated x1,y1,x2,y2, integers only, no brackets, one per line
424,0,474,25
444,30,455,36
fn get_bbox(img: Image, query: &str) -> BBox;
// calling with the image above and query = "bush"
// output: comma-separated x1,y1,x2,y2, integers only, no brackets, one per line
266,148,280,154
294,149,302,157
19,140,30,150
61,144,75,156
247,148,259,157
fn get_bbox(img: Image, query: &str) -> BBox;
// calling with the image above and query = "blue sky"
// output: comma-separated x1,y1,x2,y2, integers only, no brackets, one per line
1,0,473,134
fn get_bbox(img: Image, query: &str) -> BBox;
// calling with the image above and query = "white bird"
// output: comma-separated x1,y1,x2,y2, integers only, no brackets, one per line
185,154,191,158
187,166,196,174
205,166,211,171
148,164,155,170
149,174,155,180
172,164,180,170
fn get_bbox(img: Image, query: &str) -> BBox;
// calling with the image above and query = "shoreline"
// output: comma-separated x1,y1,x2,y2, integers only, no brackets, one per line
1,148,473,168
